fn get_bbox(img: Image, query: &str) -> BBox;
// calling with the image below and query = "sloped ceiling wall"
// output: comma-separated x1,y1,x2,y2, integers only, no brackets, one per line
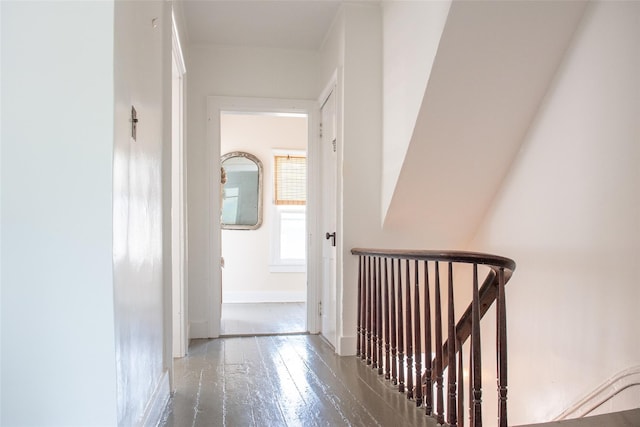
381,1,451,221
383,0,588,248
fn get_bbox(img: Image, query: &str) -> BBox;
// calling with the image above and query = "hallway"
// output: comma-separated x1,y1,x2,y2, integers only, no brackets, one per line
160,335,436,427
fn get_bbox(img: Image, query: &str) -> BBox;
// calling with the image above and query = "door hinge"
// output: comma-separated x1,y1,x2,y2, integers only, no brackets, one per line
318,301,323,316
130,106,138,141
319,122,323,138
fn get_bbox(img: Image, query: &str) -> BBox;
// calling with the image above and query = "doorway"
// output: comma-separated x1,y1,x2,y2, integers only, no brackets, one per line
207,96,319,337
219,112,308,335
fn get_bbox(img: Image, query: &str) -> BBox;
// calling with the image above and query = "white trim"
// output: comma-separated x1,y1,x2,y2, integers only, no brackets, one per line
189,320,209,339
306,103,321,334
170,8,185,75
206,101,221,338
207,96,320,338
223,291,306,304
171,9,188,358
334,69,345,355
141,371,170,427
339,335,357,356
554,365,640,420
319,69,338,109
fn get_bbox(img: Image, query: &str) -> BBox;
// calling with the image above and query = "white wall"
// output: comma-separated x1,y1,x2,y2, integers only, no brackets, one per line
319,9,344,87
1,2,118,425
221,114,307,303
1,1,173,425
113,1,170,425
383,1,586,249
320,2,502,356
471,2,640,424
187,45,319,337
319,3,386,354
381,0,450,220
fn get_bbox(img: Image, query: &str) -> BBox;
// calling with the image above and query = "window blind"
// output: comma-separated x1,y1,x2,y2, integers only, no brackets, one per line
274,155,306,205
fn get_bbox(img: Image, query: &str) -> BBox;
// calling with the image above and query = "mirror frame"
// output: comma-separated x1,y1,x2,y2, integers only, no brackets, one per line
221,151,263,230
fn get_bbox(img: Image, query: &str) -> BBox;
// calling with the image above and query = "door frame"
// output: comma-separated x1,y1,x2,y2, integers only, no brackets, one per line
206,96,320,337
170,9,187,358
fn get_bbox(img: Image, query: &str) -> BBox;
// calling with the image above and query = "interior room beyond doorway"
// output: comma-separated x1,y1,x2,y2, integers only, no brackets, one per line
220,112,308,335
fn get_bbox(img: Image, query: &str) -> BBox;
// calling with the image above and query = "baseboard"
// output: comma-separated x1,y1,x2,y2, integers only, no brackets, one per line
338,335,357,356
222,291,306,303
554,365,640,420
141,370,170,427
189,320,210,339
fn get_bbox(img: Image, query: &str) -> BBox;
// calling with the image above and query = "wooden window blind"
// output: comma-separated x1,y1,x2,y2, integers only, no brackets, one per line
274,155,306,205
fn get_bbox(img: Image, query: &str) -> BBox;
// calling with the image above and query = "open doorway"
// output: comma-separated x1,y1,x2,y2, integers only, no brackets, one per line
219,112,308,335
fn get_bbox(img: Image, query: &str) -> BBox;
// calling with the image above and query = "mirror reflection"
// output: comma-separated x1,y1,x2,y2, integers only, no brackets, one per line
221,152,263,230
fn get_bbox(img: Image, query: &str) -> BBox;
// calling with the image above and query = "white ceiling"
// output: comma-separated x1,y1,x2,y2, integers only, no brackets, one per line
180,1,343,50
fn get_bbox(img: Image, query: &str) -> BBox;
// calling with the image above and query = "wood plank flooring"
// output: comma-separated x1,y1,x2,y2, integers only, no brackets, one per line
160,335,438,427
220,303,306,336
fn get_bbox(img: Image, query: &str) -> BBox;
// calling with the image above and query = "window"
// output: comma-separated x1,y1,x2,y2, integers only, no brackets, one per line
274,154,306,205
271,151,306,272
270,206,306,272
279,211,305,259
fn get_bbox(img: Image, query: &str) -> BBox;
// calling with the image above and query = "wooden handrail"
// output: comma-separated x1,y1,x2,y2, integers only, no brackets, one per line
351,248,516,427
351,248,516,271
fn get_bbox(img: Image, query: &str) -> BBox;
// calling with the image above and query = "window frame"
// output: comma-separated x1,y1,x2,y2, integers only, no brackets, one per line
270,149,307,273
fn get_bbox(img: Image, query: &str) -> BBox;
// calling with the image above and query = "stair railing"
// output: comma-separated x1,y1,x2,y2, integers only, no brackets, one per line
351,248,516,427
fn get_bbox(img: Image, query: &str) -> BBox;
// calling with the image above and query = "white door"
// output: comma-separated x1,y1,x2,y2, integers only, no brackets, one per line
320,89,337,347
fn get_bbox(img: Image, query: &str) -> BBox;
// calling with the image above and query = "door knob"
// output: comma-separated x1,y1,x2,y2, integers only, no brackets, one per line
325,232,336,247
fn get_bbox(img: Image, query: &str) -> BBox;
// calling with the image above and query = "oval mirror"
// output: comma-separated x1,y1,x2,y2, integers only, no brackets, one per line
221,151,263,230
